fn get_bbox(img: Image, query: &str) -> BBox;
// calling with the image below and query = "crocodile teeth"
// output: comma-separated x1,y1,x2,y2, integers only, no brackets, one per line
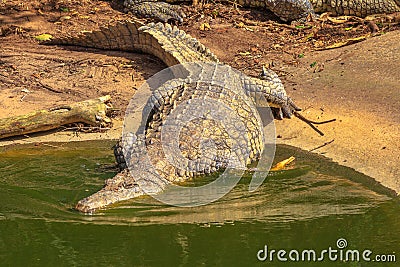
177,30,186,39
165,23,172,33
155,22,164,30
197,44,205,53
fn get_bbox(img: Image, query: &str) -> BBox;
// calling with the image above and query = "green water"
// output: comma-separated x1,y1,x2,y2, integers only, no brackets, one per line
0,141,399,266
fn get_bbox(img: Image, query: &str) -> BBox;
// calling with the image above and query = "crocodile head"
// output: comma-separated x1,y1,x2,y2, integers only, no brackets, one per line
75,170,144,213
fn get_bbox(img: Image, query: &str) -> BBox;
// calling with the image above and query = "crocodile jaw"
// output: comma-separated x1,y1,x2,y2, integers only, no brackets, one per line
75,170,144,213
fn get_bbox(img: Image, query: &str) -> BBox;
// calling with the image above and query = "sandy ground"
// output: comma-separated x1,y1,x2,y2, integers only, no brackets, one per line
0,0,399,193
274,31,400,193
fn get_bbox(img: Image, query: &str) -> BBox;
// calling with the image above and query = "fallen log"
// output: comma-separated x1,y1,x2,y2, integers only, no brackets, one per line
0,95,112,139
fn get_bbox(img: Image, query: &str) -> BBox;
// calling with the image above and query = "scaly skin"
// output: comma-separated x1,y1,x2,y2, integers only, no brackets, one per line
46,20,295,116
124,0,400,22
46,20,300,213
310,0,400,17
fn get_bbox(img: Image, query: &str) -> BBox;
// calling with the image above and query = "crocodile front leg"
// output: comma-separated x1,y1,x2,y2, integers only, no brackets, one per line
241,67,301,119
262,0,316,21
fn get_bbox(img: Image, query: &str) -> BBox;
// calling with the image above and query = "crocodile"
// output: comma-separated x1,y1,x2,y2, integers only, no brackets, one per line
46,19,333,213
123,0,400,22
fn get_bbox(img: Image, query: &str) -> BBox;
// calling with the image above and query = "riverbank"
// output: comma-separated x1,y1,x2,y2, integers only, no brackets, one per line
274,30,400,194
0,0,398,193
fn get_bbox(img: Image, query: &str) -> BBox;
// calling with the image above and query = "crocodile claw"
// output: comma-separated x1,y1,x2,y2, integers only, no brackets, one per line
271,97,301,119
124,0,185,23
271,107,284,120
283,97,301,118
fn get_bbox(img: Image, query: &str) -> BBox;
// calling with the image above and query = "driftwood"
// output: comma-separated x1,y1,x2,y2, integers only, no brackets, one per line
0,95,112,139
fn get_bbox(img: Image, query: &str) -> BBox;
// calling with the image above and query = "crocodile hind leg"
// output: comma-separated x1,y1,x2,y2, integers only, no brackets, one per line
124,0,185,22
124,0,316,22
262,0,316,21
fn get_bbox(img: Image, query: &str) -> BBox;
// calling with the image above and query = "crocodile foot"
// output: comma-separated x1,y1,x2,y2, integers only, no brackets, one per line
124,0,185,23
271,97,301,119
259,66,301,119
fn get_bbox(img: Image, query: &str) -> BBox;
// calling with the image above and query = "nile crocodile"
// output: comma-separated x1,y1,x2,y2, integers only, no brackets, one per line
46,19,333,213
123,0,400,22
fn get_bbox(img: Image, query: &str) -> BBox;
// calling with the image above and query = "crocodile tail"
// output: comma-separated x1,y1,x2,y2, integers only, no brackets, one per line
44,20,144,51
138,22,219,65
43,20,218,67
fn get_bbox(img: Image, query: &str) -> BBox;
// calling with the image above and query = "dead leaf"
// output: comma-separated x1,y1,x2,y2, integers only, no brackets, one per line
235,22,254,31
238,51,251,56
271,156,295,171
318,12,331,21
328,16,352,24
199,22,211,31
59,15,71,22
321,35,369,50
365,14,380,21
34,34,53,41
302,32,314,42
236,22,245,28
313,63,325,73
313,40,324,48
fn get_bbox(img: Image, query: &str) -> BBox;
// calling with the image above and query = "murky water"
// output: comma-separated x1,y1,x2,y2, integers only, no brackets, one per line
0,141,398,266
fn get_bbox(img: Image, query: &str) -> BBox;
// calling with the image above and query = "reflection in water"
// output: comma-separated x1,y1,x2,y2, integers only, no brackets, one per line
91,170,388,225
0,141,398,266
